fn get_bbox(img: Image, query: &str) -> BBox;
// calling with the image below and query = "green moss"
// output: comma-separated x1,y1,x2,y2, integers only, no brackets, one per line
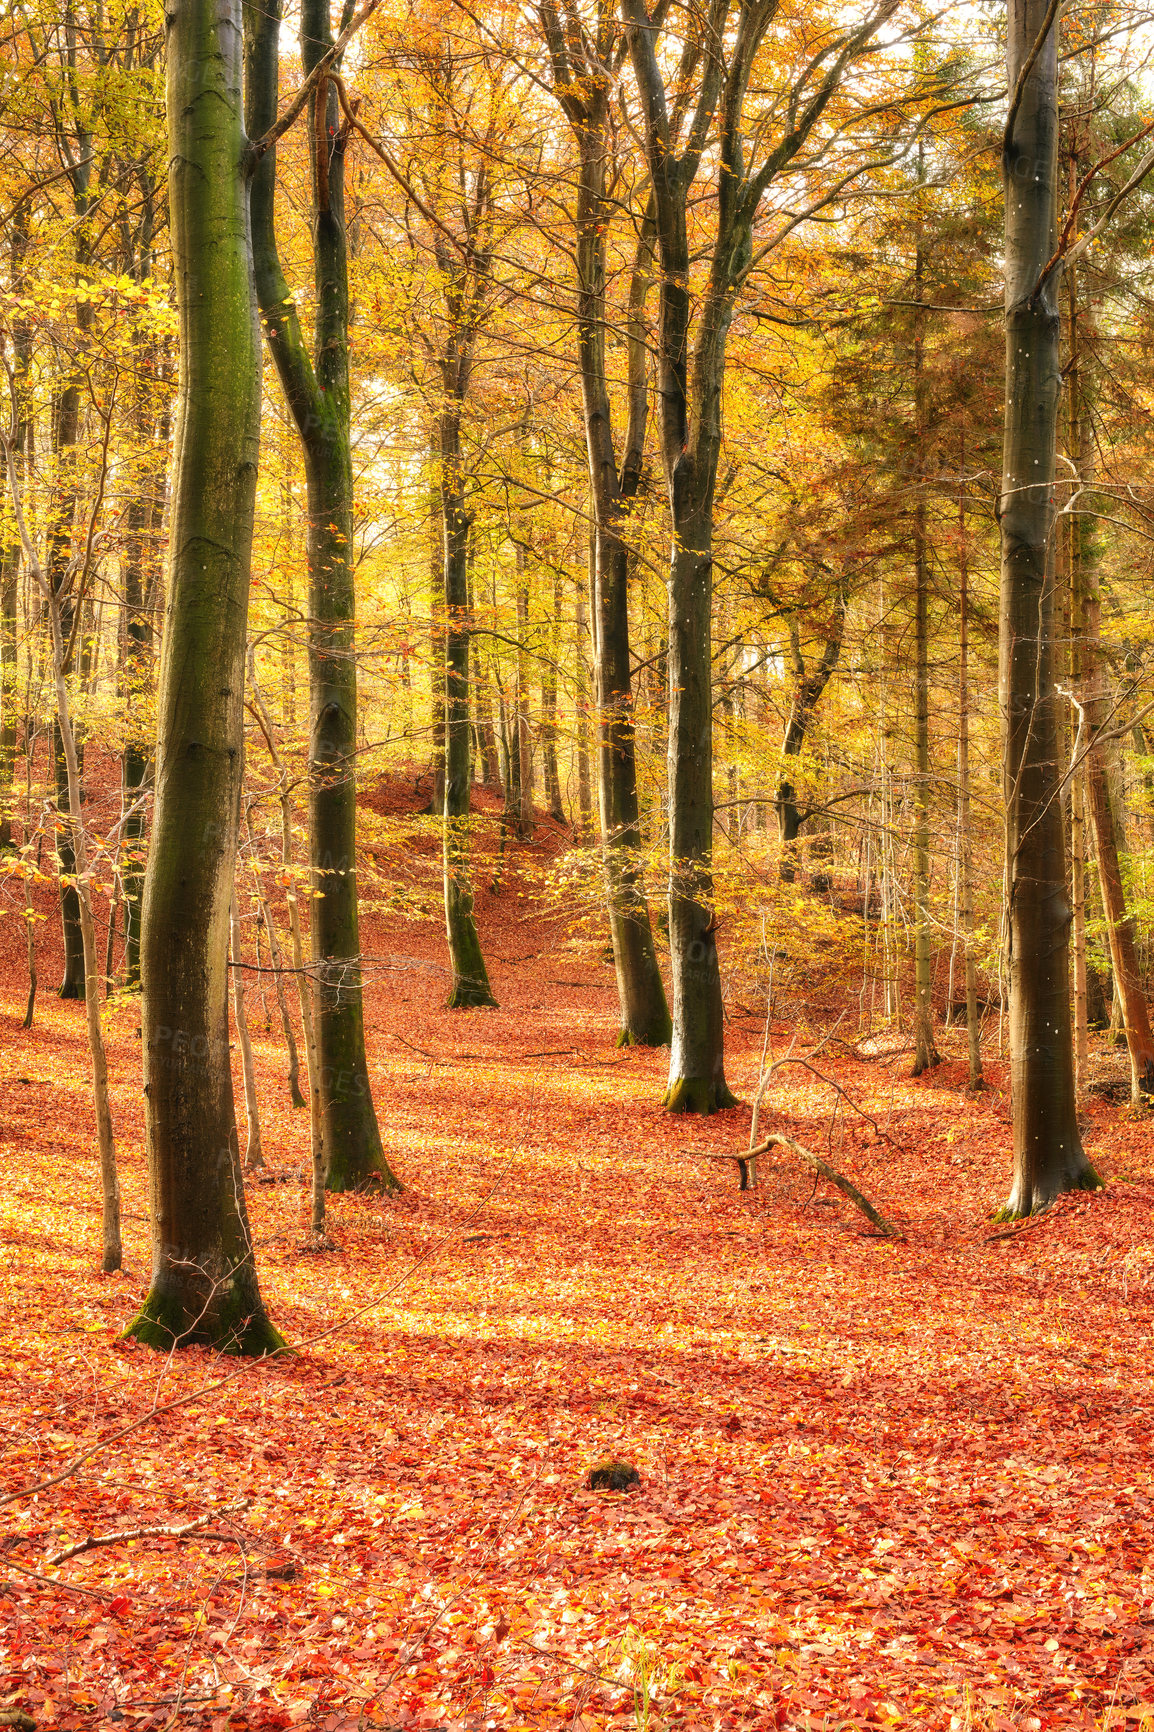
616,1009,673,1049
123,1285,291,1357
663,1076,740,1114
446,979,498,1010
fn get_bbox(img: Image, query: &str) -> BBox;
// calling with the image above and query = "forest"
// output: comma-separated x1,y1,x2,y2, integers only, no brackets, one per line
2,0,1154,1725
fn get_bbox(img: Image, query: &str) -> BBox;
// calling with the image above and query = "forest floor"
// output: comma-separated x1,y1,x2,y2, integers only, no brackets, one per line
2,777,1154,1731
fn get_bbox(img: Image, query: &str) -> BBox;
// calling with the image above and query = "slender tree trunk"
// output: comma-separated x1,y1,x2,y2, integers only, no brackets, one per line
911,234,940,1076
48,376,86,1000
541,567,564,822
126,0,285,1352
546,34,669,1041
575,559,594,841
776,592,846,878
250,666,326,1219
231,892,265,1170
427,458,446,814
246,0,397,1192
998,0,1098,1216
442,420,496,1009
0,219,28,853
1071,765,1089,1080
957,469,983,1090
514,538,534,835
664,508,734,1111
258,893,307,1107
120,481,155,988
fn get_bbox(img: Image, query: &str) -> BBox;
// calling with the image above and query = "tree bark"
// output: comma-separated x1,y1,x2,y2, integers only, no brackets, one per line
125,0,286,1352
998,0,1098,1216
246,0,398,1192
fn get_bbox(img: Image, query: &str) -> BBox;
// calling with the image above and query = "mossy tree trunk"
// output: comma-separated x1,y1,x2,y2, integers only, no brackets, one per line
542,3,671,1049
246,0,398,1192
998,0,1099,1216
125,0,285,1353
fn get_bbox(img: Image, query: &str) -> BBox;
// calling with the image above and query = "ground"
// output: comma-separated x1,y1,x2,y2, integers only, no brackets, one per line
2,781,1154,1731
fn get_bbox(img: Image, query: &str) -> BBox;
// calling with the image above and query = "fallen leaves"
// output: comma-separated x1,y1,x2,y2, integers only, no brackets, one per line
3,797,1154,1729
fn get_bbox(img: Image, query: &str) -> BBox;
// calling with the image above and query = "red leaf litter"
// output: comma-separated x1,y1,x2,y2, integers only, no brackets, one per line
2,774,1153,1731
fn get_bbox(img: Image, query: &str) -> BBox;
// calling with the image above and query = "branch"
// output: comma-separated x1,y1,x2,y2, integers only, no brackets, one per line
329,75,467,258
46,1499,249,1566
753,1133,900,1237
246,0,382,165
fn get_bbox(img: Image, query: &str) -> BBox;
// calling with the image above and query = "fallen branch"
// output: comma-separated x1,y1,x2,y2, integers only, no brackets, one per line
46,1499,249,1566
752,1134,901,1238
676,1147,761,1190
0,1710,36,1730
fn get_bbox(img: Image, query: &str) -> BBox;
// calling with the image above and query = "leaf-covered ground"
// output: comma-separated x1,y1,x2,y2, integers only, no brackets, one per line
3,795,1154,1731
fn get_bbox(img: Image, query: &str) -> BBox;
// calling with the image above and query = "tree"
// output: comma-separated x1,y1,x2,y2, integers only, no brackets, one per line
246,0,400,1191
622,0,909,1110
997,0,1100,1216
539,0,671,1048
125,0,286,1352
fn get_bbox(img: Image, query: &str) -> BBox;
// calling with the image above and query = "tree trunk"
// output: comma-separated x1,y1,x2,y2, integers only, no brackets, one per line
231,893,265,1171
246,0,397,1193
442,431,497,1009
1068,258,1154,1100
120,477,156,989
998,0,1098,1216
543,27,670,1042
664,516,734,1111
957,460,983,1090
575,559,594,841
0,219,28,854
911,233,940,1077
776,591,845,879
541,567,564,822
514,538,534,835
258,891,307,1108
48,365,86,1000
125,0,285,1353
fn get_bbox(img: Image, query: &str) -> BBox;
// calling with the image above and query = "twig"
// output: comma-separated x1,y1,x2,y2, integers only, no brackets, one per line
46,1499,249,1566
761,1055,908,1151
1,1557,115,1599
752,1133,901,1238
